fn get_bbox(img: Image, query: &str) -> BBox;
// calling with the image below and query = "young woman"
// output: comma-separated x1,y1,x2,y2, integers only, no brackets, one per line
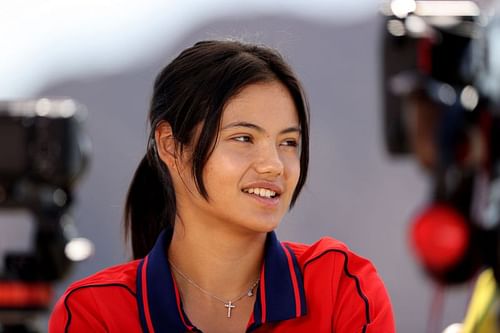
49,40,396,333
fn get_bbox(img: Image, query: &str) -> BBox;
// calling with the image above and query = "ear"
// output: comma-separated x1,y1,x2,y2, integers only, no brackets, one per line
155,121,177,168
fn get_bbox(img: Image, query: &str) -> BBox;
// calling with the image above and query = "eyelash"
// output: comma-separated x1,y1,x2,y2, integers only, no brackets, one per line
281,139,299,147
233,135,252,143
232,136,298,147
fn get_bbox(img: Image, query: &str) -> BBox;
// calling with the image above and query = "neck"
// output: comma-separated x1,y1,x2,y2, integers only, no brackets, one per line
168,218,266,300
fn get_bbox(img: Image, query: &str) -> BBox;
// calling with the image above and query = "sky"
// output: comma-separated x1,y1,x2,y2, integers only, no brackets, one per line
0,0,379,99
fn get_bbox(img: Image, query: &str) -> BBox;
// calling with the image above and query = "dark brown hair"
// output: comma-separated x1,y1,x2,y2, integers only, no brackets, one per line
125,40,310,259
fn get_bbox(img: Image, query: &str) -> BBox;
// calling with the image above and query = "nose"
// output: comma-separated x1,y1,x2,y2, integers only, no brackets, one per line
254,142,284,177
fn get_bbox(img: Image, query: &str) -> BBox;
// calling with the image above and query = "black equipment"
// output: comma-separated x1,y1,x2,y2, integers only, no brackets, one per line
0,99,91,332
381,0,500,286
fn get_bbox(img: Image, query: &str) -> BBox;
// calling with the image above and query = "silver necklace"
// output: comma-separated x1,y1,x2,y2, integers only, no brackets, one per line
169,260,260,318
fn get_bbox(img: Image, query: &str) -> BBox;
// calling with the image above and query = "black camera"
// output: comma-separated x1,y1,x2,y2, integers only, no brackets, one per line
0,99,91,332
381,1,500,285
0,99,90,208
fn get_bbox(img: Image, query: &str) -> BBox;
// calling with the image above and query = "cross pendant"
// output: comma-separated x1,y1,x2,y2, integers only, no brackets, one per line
225,301,236,318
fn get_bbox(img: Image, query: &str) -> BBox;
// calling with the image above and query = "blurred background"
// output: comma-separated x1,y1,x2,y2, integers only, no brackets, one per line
0,0,492,332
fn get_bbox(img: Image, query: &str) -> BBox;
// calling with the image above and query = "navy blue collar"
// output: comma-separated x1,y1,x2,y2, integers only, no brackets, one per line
136,229,307,333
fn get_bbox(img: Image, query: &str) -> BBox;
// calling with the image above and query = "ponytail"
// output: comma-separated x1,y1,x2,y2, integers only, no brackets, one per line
124,154,176,259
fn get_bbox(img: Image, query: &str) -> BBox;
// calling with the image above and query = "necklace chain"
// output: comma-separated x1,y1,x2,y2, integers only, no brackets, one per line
168,260,260,318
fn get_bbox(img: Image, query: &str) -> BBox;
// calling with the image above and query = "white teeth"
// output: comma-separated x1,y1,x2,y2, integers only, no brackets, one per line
243,187,277,198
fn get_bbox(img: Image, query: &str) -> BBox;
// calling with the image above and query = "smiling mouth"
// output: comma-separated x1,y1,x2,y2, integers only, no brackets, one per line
242,187,279,199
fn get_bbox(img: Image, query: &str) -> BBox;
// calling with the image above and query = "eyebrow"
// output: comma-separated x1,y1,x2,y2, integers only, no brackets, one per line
221,121,301,135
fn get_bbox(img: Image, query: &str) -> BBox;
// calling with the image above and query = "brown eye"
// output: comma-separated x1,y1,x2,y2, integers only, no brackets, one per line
281,139,298,147
233,135,252,143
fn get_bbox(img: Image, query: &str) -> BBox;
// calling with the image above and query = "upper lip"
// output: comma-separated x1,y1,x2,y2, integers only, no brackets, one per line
241,181,283,195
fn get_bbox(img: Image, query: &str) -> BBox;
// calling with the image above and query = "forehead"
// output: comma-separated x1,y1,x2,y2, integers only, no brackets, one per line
221,81,299,127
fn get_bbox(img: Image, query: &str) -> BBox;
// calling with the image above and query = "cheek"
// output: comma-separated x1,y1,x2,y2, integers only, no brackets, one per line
284,155,301,184
203,151,248,188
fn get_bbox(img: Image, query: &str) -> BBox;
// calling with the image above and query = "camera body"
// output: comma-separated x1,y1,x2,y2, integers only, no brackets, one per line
381,4,500,285
0,99,90,210
0,99,91,331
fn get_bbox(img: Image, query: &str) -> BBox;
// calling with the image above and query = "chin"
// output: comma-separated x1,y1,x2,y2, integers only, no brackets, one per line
247,219,281,234
225,212,285,234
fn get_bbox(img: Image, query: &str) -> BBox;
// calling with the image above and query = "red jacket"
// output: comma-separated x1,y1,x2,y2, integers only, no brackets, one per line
50,231,395,332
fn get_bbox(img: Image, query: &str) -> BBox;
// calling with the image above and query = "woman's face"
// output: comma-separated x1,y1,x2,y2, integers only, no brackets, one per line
174,81,301,234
